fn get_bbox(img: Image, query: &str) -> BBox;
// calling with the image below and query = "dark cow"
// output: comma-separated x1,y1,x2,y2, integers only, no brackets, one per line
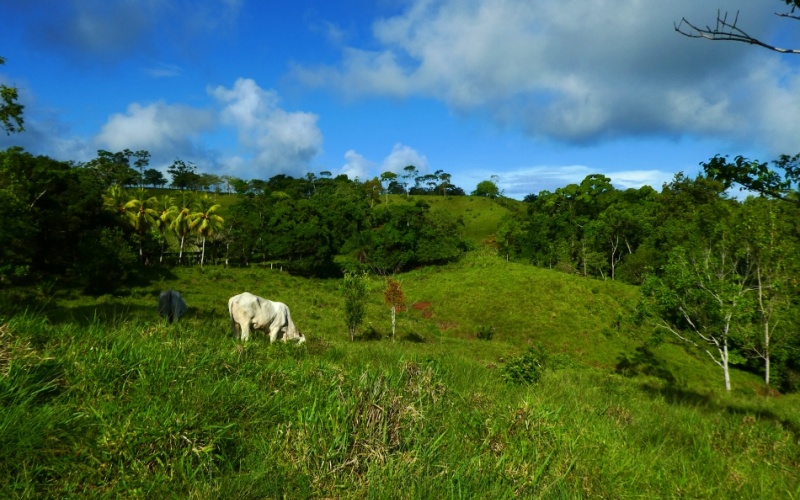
158,290,188,323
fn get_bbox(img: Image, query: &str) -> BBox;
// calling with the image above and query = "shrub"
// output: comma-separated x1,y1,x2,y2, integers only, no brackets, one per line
476,324,494,341
501,347,544,385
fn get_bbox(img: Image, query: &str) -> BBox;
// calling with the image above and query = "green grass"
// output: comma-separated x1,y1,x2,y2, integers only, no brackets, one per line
381,194,520,244
1,255,799,497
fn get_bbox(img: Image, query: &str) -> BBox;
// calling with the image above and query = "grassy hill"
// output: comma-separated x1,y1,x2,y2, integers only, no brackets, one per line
2,250,799,497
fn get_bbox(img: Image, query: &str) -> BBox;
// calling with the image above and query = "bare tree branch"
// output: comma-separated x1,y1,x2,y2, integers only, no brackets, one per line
675,9,800,54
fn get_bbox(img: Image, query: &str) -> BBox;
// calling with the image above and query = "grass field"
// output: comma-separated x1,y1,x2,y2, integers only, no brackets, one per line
2,252,799,498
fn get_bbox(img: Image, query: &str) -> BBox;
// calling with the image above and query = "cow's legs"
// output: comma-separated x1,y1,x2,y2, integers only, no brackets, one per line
268,323,281,343
240,322,252,341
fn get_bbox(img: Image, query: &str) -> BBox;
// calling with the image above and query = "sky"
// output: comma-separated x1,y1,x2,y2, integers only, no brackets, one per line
2,0,800,199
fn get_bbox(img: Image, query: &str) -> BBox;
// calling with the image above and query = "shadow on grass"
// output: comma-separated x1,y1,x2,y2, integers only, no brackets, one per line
615,345,676,384
401,332,427,343
617,344,800,437
640,383,800,438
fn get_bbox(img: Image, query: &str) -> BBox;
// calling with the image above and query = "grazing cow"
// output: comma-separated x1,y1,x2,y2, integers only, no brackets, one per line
158,290,188,323
228,292,305,343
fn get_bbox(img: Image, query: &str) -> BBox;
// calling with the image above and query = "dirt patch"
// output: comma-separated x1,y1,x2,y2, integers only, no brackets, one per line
412,301,431,310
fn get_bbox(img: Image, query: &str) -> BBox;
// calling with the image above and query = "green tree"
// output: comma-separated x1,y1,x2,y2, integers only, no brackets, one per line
380,171,398,204
154,194,177,263
437,170,452,197
143,168,166,188
342,271,370,341
0,57,24,134
168,159,201,190
112,186,158,262
171,191,194,264
84,150,140,188
402,165,418,198
189,194,224,267
738,198,798,388
363,177,381,208
702,153,800,206
472,179,500,199
641,226,752,392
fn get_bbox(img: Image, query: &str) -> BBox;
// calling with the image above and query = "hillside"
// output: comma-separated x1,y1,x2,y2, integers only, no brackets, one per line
3,254,799,497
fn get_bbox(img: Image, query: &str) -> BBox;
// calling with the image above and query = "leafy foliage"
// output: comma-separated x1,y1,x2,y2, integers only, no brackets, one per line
342,271,370,341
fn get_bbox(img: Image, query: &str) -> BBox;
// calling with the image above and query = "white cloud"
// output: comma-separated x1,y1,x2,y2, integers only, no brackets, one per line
380,143,429,174
466,164,675,200
211,78,323,177
340,149,373,180
95,101,214,155
294,0,800,154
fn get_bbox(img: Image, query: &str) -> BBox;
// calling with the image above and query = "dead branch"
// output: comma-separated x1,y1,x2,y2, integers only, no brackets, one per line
675,9,800,54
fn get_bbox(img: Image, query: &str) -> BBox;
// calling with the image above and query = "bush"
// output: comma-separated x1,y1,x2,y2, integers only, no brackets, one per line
500,345,573,385
501,347,545,385
476,324,494,341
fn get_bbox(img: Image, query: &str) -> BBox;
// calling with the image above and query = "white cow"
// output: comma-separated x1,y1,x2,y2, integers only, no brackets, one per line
228,292,306,343
158,290,188,323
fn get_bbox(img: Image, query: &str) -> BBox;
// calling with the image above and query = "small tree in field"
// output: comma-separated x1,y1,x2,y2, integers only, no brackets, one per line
384,277,406,340
342,271,370,341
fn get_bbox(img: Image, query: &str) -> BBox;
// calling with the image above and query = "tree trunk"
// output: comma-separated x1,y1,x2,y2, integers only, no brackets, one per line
391,305,396,341
201,236,206,268
179,235,185,264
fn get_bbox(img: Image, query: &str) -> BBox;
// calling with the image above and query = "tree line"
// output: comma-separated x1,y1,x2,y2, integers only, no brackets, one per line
493,163,800,394
0,146,470,289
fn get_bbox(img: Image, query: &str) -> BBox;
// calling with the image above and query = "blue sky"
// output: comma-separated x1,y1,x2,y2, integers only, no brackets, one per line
2,0,800,199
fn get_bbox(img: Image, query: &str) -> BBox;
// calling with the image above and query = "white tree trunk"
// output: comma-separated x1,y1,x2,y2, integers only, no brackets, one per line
391,305,396,341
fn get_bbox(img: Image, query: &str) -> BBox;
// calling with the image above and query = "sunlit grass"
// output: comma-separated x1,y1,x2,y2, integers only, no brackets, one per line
1,255,798,497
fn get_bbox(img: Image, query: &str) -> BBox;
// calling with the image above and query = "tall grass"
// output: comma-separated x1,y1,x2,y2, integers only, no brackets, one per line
1,257,799,497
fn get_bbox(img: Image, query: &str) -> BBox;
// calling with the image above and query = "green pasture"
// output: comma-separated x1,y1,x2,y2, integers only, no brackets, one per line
1,253,798,497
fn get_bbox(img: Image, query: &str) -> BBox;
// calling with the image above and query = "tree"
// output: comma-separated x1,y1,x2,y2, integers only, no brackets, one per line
641,231,753,392
402,165,418,198
363,177,381,208
154,194,177,263
676,2,800,54
738,198,798,388
472,179,500,199
171,191,194,264
0,57,24,134
124,188,159,262
702,153,800,206
437,170,452,197
143,168,167,188
383,277,406,340
342,271,370,341
84,150,140,188
132,151,150,188
189,194,224,267
379,171,398,204
167,159,200,190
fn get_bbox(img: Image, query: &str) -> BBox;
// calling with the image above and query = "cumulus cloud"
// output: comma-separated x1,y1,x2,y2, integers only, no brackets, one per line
95,101,214,157
293,0,800,154
340,149,373,180
380,143,429,174
462,164,676,200
210,78,323,177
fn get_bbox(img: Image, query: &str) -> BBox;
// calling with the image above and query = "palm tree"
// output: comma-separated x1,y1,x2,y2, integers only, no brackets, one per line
189,193,224,267
124,188,158,262
154,194,177,263
170,191,194,265
102,185,129,222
